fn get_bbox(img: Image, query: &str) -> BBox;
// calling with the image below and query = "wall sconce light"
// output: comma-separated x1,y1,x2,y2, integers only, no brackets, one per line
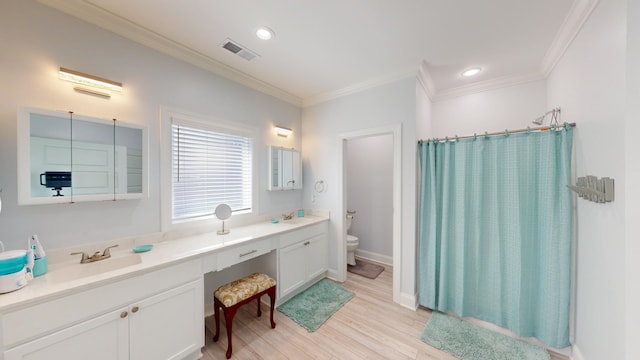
275,125,293,137
59,67,123,98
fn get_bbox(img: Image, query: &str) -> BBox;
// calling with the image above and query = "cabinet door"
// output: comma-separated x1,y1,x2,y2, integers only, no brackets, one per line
129,280,203,360
291,149,302,190
281,148,302,190
268,146,282,190
4,308,129,360
306,234,328,279
281,148,294,189
278,241,308,298
268,146,302,191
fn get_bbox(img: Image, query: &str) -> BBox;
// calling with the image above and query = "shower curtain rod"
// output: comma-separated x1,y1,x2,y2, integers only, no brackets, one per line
418,122,576,143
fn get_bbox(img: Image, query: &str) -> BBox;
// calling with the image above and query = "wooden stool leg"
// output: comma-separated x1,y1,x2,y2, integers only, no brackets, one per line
268,286,276,329
213,299,221,342
256,295,262,317
224,305,239,359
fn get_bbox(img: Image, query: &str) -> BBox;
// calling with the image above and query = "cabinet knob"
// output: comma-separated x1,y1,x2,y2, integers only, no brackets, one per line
304,241,310,246
120,311,128,319
132,306,140,313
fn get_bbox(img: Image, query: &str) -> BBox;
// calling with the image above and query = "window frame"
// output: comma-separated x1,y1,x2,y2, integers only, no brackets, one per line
160,107,258,232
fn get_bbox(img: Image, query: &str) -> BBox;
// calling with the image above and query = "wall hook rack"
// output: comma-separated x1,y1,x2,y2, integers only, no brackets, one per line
567,175,614,203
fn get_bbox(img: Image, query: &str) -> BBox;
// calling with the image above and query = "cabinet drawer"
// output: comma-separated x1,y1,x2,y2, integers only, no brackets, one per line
2,260,201,348
217,237,274,271
279,222,328,248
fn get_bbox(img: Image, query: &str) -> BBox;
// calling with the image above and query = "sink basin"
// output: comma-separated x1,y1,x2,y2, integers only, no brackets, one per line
280,217,313,225
47,254,142,283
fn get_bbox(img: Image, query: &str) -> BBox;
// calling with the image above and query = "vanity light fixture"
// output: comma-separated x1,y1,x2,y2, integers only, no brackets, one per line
59,67,123,98
274,125,292,138
255,26,275,40
461,67,482,77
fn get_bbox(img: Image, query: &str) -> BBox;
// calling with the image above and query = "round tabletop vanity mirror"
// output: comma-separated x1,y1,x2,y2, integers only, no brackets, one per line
215,204,232,234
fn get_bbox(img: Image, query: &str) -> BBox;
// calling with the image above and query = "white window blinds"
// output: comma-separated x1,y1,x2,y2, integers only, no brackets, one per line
171,122,252,222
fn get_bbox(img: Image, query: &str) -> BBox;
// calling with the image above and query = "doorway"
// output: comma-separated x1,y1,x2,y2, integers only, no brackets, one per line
338,124,401,303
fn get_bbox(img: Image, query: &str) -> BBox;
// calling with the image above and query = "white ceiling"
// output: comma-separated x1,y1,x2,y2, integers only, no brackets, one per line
40,0,598,106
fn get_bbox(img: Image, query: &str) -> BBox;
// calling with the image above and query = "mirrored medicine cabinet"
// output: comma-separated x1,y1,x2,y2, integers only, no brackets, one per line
17,106,148,205
268,146,301,191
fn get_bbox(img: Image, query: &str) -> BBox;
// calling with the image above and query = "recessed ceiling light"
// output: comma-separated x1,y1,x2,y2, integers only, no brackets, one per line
255,27,275,40
461,67,482,77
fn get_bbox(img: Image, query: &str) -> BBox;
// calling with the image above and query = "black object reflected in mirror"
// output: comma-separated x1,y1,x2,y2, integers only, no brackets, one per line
40,171,71,197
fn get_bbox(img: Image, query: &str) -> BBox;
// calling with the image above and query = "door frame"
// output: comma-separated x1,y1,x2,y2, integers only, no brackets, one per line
337,124,402,303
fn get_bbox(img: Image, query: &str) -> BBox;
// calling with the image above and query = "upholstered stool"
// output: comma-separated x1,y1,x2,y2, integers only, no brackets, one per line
213,273,276,359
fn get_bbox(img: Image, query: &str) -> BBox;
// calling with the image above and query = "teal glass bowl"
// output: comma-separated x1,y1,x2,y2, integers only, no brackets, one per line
132,244,153,253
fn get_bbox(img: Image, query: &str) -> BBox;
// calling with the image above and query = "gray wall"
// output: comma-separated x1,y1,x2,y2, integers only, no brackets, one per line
546,0,627,358
346,134,393,263
0,0,302,251
302,77,418,306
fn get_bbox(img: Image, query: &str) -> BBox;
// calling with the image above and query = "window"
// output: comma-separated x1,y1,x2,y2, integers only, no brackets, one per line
171,120,253,223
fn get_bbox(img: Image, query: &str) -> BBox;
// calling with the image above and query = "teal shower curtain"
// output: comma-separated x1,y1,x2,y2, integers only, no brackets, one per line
417,126,573,348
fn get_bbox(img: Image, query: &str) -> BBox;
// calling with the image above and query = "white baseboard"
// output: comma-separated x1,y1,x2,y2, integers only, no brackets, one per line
326,268,339,281
399,291,417,310
355,249,392,266
571,345,585,360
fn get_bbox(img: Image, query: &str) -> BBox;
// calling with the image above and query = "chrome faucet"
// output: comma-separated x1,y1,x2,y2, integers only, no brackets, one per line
71,244,119,264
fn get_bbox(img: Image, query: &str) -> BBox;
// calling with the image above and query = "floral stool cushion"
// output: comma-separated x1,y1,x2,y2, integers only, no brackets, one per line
214,273,276,307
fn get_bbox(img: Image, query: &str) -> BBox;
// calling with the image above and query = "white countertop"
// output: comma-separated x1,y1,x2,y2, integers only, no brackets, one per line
0,214,329,312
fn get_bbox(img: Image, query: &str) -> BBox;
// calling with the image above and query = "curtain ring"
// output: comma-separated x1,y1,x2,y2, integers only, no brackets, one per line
455,135,459,142
484,131,489,139
473,133,477,140
527,126,531,134
445,136,449,142
504,129,509,137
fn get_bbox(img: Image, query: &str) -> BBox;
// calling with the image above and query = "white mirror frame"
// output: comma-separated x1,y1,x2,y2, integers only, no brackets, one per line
17,106,149,205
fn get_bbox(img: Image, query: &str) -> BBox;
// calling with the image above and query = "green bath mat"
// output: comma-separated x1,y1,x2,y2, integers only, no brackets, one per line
278,279,354,332
421,312,550,360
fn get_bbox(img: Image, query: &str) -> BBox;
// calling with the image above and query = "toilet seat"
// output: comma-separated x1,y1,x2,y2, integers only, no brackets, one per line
347,235,359,244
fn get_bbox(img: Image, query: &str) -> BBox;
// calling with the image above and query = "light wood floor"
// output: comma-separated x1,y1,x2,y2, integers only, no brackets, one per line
201,261,568,360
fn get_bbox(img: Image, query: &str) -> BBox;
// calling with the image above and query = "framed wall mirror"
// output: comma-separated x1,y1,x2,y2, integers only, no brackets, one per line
17,107,148,205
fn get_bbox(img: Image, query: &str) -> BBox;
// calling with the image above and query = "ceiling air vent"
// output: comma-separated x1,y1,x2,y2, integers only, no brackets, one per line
220,38,259,61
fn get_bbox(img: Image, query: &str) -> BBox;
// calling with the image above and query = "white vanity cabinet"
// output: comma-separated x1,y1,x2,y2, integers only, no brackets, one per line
277,222,328,302
1,260,203,360
4,308,129,360
129,280,202,360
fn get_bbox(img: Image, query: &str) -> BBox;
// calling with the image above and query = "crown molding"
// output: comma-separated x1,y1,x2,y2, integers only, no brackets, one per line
417,62,436,102
415,0,598,103
38,0,303,107
433,72,545,102
302,69,417,107
540,0,600,77
38,0,598,108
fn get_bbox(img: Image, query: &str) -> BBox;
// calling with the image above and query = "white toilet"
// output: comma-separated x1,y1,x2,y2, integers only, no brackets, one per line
346,212,359,266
